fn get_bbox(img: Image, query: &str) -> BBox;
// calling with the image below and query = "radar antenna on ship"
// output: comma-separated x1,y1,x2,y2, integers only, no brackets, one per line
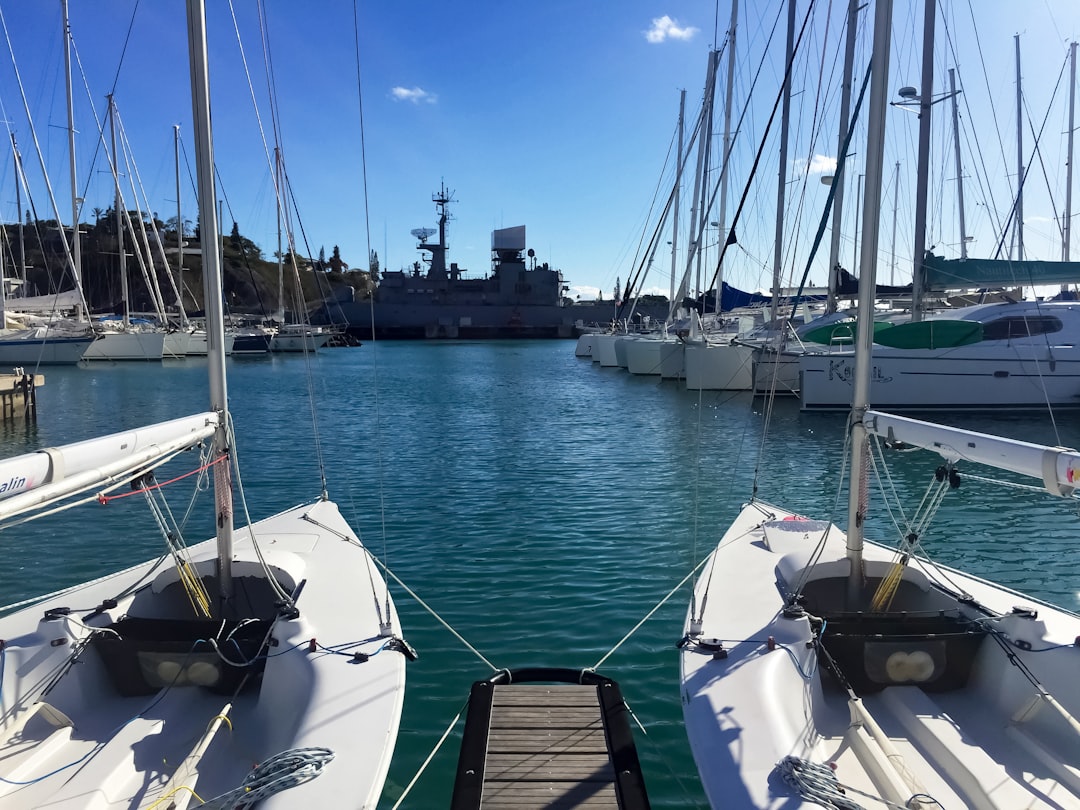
411,227,437,244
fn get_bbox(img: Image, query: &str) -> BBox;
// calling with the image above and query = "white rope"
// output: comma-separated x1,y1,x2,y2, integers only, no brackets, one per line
375,559,497,671
197,747,334,809
390,704,465,810
226,415,294,605
595,558,708,670
776,756,866,809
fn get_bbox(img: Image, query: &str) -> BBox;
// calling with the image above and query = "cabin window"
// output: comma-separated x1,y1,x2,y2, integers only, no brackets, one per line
981,315,1062,340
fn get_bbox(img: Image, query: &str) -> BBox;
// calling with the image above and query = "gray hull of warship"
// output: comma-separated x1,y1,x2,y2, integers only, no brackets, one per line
312,185,669,340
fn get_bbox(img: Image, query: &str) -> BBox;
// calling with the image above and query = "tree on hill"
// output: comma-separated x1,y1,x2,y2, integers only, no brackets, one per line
329,245,347,273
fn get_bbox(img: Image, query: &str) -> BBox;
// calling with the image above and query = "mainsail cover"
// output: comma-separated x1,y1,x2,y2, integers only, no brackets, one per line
921,253,1080,290
0,412,219,520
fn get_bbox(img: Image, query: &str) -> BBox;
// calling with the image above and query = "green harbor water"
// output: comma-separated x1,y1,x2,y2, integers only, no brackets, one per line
1,340,1077,808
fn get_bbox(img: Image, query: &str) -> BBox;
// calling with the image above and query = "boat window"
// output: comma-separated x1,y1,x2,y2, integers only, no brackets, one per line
981,315,1062,340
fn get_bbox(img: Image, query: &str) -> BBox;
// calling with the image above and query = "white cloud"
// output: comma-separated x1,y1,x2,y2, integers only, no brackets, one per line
794,154,838,176
645,15,698,44
391,86,436,104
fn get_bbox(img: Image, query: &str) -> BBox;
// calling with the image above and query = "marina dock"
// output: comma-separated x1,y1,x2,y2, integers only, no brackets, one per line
0,371,41,420
451,669,650,809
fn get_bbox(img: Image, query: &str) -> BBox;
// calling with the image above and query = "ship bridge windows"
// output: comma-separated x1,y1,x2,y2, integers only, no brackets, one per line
980,315,1063,341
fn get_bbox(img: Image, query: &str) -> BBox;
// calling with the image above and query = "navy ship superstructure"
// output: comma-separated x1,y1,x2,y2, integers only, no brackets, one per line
316,184,669,339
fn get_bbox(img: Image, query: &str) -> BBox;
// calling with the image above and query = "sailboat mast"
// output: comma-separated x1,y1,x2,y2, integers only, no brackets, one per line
108,95,130,329
695,52,719,305
12,135,24,283
276,146,284,323
174,125,187,328
949,68,968,259
1015,35,1024,261
670,90,685,308
890,161,900,285
62,0,85,322
909,0,936,321
846,0,895,601
1065,41,1076,262
827,0,860,314
186,0,234,603
771,0,796,326
714,0,738,314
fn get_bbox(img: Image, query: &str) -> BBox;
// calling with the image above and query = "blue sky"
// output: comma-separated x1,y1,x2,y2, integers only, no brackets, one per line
0,1,1076,304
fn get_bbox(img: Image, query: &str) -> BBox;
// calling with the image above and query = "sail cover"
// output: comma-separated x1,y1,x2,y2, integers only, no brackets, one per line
0,412,219,520
922,254,1080,290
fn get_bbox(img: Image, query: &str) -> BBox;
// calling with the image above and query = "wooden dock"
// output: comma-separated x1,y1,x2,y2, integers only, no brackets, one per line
0,372,41,420
451,668,650,810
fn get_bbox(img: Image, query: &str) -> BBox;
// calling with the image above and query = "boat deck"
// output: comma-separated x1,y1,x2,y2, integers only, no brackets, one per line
450,670,650,809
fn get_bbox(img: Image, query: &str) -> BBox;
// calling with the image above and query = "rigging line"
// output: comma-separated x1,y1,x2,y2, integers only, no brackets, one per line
703,0,819,300
98,454,226,503
349,1,393,604
785,61,872,321
0,5,86,312
116,118,169,318
594,555,710,671
940,14,1006,244
115,111,183,316
792,423,853,598
226,0,280,201
960,0,1013,246
225,1,333,491
990,51,1068,260
256,0,284,157
103,0,139,99
618,95,710,325
618,117,681,320
390,701,467,810
224,415,293,605
374,557,498,672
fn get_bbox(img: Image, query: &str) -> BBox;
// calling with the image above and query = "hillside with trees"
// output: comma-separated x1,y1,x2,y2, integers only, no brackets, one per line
2,209,376,320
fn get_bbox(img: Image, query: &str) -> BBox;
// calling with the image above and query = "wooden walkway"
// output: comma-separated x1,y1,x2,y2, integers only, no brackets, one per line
451,669,650,810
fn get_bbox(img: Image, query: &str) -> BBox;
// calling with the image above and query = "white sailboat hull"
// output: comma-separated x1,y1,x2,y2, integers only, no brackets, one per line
574,333,595,357
750,347,800,395
163,330,192,359
624,336,670,376
0,498,406,809
682,500,1080,809
82,331,166,362
799,344,1080,411
269,328,331,353
684,340,753,390
185,331,236,356
591,334,621,367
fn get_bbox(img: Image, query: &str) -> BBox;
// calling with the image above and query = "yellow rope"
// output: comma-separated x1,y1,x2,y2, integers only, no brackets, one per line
208,713,234,733
870,555,908,612
144,785,204,809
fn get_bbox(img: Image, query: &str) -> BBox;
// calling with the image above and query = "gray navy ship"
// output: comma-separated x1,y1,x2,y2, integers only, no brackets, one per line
315,184,668,340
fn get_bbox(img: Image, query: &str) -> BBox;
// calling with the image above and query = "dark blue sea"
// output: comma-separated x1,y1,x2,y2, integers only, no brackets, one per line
2,341,1078,808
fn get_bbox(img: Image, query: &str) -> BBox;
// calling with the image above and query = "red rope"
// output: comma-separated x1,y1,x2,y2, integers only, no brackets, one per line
97,453,229,505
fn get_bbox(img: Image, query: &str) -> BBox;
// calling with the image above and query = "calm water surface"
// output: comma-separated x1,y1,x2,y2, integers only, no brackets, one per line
2,341,1078,808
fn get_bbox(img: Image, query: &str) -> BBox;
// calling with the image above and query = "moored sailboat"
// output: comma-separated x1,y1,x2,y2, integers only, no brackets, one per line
679,1,1080,807
0,3,408,807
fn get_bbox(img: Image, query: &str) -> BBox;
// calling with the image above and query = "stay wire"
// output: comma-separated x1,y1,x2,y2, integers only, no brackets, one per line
352,0,394,617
